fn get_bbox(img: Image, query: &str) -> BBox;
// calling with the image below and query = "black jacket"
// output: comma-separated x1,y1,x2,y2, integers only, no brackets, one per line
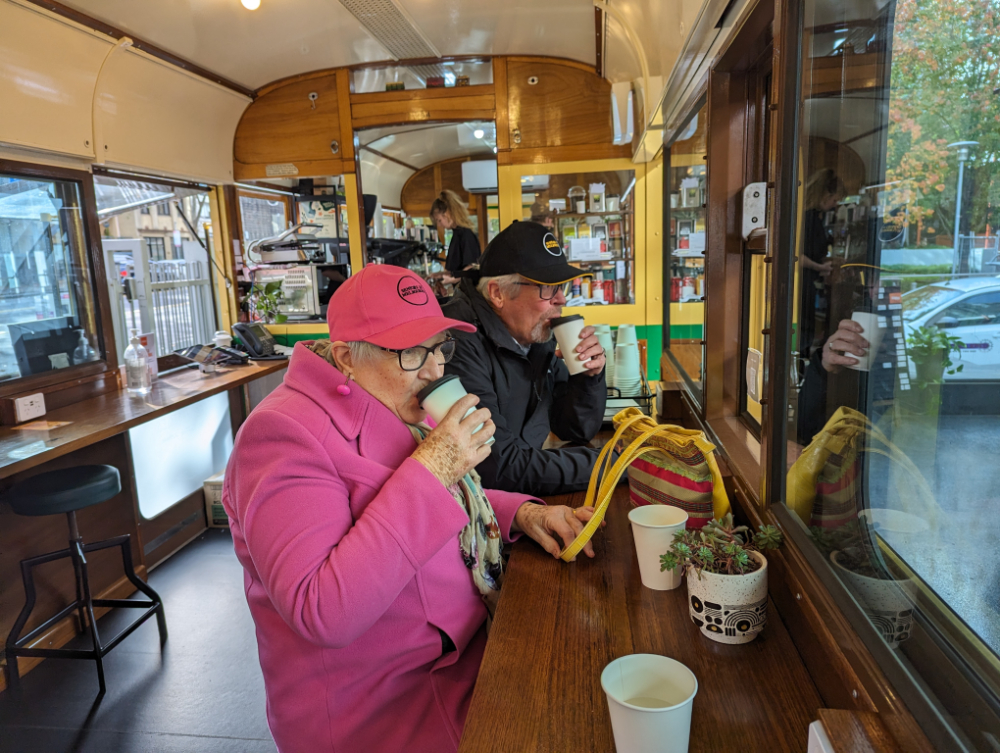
444,226,481,272
441,279,607,495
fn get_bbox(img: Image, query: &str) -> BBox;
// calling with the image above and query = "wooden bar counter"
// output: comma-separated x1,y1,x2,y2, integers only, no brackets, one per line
0,360,286,690
460,486,823,752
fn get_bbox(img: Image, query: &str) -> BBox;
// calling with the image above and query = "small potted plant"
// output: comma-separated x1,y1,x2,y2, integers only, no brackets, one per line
905,325,964,389
660,514,783,645
810,520,916,649
246,281,287,324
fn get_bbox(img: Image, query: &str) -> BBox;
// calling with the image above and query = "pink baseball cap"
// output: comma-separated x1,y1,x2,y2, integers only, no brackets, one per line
327,265,476,348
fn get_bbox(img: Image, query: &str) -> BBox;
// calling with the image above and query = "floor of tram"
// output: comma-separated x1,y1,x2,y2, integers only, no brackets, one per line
0,529,276,753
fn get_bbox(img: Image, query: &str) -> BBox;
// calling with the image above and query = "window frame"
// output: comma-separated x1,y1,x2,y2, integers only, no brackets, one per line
0,159,118,401
663,95,709,410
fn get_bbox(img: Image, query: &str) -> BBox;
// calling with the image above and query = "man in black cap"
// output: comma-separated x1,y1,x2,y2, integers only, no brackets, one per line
441,221,607,495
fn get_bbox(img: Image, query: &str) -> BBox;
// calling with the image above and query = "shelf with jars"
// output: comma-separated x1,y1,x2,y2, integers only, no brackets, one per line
520,169,636,307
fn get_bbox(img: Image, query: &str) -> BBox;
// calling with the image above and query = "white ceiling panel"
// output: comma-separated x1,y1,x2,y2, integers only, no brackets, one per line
359,121,495,170
371,0,595,63
56,0,390,89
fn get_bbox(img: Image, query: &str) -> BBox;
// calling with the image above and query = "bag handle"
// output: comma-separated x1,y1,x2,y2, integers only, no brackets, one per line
559,416,682,562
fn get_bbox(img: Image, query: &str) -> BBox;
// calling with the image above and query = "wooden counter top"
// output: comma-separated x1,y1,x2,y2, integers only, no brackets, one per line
459,486,823,752
0,360,287,479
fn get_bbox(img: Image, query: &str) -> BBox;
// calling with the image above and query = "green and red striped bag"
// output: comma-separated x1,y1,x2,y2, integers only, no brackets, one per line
612,408,730,528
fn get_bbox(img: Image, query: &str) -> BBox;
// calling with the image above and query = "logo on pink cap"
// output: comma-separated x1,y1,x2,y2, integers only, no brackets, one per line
397,276,429,306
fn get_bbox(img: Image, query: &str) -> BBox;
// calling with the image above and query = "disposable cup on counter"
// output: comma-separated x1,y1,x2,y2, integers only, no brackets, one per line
628,505,688,590
601,654,698,753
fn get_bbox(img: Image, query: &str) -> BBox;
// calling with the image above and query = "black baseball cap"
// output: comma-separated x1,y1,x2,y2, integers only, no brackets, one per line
478,221,586,285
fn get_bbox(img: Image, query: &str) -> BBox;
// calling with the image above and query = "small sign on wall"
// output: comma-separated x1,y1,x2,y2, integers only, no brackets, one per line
746,347,762,403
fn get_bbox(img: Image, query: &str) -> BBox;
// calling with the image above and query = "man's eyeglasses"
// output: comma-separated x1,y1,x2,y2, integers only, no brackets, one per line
514,281,572,301
378,338,457,371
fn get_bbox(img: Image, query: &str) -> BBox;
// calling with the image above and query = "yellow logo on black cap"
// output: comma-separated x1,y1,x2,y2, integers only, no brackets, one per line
542,232,563,257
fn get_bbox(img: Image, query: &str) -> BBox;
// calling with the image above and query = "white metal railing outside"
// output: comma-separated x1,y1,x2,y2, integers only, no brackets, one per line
146,260,215,356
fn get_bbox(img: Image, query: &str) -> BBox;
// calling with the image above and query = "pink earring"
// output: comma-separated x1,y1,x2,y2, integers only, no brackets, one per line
337,374,353,396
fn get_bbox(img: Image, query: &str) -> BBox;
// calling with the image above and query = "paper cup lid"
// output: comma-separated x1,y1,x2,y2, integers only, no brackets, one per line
416,374,461,404
550,315,584,328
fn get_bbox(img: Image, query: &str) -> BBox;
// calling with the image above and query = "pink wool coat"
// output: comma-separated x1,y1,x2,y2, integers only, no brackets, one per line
222,344,535,753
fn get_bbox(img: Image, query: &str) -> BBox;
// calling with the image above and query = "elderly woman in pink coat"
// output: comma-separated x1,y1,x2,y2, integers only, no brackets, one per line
223,265,598,753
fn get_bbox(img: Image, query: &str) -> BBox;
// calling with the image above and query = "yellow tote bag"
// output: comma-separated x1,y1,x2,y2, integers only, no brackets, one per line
560,408,730,561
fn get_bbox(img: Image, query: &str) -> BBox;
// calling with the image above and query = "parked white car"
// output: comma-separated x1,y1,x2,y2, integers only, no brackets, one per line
901,275,1000,381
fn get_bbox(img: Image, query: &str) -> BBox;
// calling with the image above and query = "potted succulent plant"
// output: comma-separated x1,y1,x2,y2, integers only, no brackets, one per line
660,514,783,645
810,520,916,649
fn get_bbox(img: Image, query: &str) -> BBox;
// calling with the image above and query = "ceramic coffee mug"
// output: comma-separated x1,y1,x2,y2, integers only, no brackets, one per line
551,315,590,376
417,375,494,445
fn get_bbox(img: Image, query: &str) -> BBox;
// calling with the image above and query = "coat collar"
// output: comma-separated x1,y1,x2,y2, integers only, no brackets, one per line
282,344,415,465
454,279,552,361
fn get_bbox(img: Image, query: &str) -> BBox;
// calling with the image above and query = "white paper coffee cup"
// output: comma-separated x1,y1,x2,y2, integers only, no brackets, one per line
616,323,638,346
614,342,641,393
601,654,698,753
628,505,688,590
845,311,886,372
417,375,494,445
551,315,590,376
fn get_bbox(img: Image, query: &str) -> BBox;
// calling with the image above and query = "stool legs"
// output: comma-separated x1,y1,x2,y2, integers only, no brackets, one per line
4,515,166,696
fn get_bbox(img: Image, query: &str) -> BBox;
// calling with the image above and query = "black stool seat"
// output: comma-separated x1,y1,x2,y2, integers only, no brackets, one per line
8,465,121,516
4,464,165,696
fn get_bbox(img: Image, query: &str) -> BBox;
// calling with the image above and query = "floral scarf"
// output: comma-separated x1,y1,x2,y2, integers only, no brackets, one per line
407,423,504,616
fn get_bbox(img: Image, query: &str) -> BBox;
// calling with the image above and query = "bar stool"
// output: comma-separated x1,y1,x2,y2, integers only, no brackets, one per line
4,465,167,695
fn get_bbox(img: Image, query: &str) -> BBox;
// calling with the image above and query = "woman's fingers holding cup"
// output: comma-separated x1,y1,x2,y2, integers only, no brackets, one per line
442,392,480,424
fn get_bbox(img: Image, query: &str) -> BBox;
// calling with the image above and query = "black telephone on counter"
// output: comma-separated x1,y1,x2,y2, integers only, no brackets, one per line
232,322,287,360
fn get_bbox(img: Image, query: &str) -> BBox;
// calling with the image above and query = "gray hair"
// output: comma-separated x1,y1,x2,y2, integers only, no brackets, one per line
477,274,522,302
307,339,382,368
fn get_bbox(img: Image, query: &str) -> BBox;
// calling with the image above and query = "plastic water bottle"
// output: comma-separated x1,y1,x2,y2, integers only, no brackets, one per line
124,329,151,396
72,329,97,364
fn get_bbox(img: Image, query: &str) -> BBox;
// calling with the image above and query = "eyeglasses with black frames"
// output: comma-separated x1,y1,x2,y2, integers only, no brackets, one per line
378,337,457,371
513,281,572,301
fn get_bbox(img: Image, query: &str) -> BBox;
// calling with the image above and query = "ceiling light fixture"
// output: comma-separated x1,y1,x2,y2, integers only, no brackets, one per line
241,0,260,9
474,129,485,139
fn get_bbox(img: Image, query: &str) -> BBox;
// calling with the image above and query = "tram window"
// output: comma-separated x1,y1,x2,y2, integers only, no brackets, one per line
0,172,102,383
780,0,1000,746
239,192,288,244
522,169,636,307
664,102,707,396
94,175,218,365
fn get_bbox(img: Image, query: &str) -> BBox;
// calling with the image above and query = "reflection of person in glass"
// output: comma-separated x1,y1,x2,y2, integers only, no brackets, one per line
799,169,845,357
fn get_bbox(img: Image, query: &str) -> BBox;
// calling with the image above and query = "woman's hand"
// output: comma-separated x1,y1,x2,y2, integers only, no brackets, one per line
411,394,494,488
822,318,869,373
512,504,602,561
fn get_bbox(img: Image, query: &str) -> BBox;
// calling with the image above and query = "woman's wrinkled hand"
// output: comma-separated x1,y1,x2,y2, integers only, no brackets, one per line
411,393,494,488
512,504,603,561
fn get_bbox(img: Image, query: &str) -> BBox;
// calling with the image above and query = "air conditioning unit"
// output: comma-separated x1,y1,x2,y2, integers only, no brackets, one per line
462,160,499,193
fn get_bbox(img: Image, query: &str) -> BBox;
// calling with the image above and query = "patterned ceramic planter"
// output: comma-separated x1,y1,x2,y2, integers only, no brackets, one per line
686,551,768,644
830,551,916,649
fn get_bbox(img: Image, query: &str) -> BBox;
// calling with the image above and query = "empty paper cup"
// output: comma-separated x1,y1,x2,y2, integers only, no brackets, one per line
601,654,698,753
628,505,688,590
614,343,641,393
551,315,591,376
845,311,886,372
596,330,615,383
616,323,638,346
417,375,494,445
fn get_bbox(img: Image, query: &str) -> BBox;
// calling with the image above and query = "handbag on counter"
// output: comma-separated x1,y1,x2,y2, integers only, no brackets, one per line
612,408,730,528
559,408,731,562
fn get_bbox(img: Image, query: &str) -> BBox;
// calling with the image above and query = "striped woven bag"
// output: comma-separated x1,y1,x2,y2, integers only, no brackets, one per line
611,407,730,528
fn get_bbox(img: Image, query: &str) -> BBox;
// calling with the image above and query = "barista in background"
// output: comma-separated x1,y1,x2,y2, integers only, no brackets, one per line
529,202,555,229
431,190,481,285
799,169,846,358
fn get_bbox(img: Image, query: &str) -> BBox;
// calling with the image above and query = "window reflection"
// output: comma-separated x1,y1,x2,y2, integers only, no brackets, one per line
785,0,1000,743
667,103,708,392
0,174,101,382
